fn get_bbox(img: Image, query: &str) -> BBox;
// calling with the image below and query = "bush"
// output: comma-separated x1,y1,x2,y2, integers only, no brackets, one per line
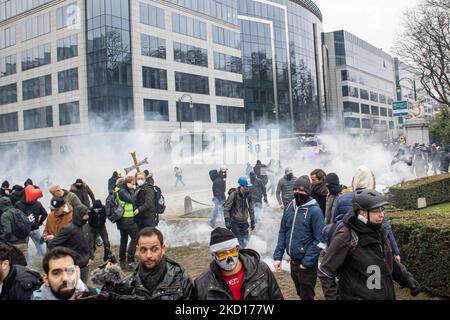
387,173,450,209
388,204,450,298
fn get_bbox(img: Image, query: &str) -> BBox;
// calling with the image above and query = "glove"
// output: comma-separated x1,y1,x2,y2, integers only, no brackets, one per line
225,219,232,230
407,277,421,297
251,221,255,231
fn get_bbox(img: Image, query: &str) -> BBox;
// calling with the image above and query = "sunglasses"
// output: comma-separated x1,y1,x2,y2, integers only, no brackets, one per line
215,247,239,261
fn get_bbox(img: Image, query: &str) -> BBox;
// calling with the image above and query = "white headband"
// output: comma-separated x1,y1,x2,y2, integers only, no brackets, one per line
210,238,240,254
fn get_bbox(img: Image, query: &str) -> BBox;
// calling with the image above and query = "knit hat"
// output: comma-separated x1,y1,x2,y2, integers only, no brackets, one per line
1,180,9,189
293,175,312,195
325,173,340,186
51,197,65,209
75,178,83,184
209,228,240,254
24,178,33,187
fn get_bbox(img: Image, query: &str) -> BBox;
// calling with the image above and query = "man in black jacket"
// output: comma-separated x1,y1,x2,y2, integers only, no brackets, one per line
134,172,157,230
318,189,420,300
194,228,283,300
70,178,96,208
0,244,42,300
96,227,194,300
48,205,94,285
248,171,267,223
310,169,327,215
108,171,121,194
88,200,112,262
209,166,227,228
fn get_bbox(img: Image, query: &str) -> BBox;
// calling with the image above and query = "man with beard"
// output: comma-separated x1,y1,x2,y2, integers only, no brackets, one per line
95,227,194,300
32,247,97,300
273,176,324,300
0,244,42,300
318,189,420,300
194,227,283,300
276,168,297,210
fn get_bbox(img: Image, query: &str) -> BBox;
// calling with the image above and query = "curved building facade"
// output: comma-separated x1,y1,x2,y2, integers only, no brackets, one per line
238,0,325,134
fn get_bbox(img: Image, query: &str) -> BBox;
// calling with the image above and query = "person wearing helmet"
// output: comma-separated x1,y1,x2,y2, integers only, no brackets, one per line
223,176,255,248
318,189,420,300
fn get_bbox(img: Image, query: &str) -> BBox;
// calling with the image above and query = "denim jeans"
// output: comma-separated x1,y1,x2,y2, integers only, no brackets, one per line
27,229,46,266
230,221,249,249
210,197,224,228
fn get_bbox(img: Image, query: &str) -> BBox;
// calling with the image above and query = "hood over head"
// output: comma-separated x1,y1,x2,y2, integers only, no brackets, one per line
352,166,376,190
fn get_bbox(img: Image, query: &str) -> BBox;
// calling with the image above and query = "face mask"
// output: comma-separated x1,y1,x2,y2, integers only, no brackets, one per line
295,193,310,206
286,173,293,179
137,180,145,187
75,184,82,188
213,254,239,272
327,185,341,195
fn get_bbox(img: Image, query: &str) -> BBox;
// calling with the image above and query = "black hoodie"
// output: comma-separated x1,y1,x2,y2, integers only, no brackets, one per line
48,205,94,268
210,170,226,201
194,249,284,300
15,199,48,230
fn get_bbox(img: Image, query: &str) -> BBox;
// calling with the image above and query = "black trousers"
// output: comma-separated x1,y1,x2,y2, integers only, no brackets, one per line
89,225,112,261
118,223,138,262
136,215,158,231
230,221,249,249
290,259,318,300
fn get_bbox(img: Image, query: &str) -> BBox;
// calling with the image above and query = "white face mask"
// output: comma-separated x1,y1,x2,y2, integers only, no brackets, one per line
213,254,239,272
137,180,145,187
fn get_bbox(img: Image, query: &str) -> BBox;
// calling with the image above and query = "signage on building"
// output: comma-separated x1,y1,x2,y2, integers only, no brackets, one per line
392,101,409,117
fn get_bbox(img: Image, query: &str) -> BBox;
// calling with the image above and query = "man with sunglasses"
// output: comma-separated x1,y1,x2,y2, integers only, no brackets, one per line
194,227,283,300
318,189,420,300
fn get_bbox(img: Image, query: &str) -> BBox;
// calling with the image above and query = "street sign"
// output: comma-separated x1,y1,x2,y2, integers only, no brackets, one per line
392,101,409,117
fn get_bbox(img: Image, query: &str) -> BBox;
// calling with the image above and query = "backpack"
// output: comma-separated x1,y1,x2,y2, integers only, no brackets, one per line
105,192,124,223
11,208,32,240
152,185,166,214
319,220,359,251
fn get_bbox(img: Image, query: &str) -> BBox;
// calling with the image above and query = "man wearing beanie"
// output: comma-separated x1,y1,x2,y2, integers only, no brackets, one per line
324,173,347,225
194,227,283,300
88,200,112,262
273,176,324,300
0,180,10,197
43,198,73,243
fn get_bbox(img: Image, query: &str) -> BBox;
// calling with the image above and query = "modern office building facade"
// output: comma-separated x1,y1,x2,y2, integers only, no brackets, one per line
323,30,398,138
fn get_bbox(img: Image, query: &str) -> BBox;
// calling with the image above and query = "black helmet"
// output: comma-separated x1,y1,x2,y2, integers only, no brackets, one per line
353,189,389,211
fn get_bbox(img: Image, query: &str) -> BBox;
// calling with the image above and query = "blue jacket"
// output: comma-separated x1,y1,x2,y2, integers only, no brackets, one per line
273,198,324,267
332,191,401,256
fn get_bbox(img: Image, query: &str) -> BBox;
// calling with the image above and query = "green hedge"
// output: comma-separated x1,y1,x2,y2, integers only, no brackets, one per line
388,204,450,298
387,173,450,210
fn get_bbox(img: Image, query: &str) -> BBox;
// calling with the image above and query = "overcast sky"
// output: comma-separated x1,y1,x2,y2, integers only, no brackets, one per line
313,0,420,55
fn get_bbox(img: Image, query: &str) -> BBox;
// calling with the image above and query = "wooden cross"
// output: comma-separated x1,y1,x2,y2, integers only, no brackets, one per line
124,152,149,175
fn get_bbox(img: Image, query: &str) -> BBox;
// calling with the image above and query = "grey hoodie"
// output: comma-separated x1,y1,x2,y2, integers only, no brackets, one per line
32,279,88,300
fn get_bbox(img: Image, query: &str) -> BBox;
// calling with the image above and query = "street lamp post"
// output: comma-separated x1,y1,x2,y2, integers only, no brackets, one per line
397,77,417,101
177,94,194,132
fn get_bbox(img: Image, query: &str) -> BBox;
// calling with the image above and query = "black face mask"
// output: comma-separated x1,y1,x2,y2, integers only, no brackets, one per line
327,185,341,195
294,193,309,206
286,173,293,180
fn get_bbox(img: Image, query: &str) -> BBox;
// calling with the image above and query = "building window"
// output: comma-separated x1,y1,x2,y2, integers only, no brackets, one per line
0,54,16,77
23,74,52,100
342,85,359,98
23,106,53,130
344,117,361,129
0,26,16,49
389,121,394,129
172,13,206,40
57,34,78,61
56,3,78,30
175,72,209,94
59,101,80,125
379,94,387,104
343,101,359,113
213,26,240,49
142,66,167,90
0,83,17,105
360,89,369,100
370,91,378,102
139,2,165,29
380,107,387,117
176,102,211,122
58,68,79,93
217,105,245,124
214,52,242,74
1,0,52,22
141,34,166,59
215,79,243,98
388,109,393,117
341,70,348,81
371,106,379,116
0,112,18,133
21,12,50,42
143,99,169,121
361,104,370,114
21,43,51,71
173,42,208,67
361,118,371,129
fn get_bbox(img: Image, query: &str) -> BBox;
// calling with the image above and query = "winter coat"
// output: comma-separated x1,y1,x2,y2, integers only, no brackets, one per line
108,173,119,194
210,170,226,201
43,204,73,238
332,191,400,256
0,265,42,300
88,203,107,229
116,184,137,230
276,175,297,205
9,187,24,206
273,198,324,267
194,249,284,300
99,256,194,300
249,177,267,204
325,193,341,225
223,189,255,225
0,197,27,245
135,183,157,224
70,183,95,208
15,200,48,231
48,206,94,268
318,211,416,300
311,182,328,215
58,189,82,208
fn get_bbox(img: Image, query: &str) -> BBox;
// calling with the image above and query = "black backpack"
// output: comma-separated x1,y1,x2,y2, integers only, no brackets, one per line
320,220,359,251
11,208,32,240
105,192,124,223
153,185,166,214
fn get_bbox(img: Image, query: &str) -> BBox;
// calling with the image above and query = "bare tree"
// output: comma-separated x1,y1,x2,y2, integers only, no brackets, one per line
393,0,450,107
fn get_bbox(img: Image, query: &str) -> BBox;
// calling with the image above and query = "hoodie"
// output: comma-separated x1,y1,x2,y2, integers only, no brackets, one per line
32,279,89,300
210,170,226,201
0,197,27,245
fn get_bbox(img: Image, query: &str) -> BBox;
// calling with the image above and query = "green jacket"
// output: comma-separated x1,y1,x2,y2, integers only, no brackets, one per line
135,183,156,219
0,197,27,245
